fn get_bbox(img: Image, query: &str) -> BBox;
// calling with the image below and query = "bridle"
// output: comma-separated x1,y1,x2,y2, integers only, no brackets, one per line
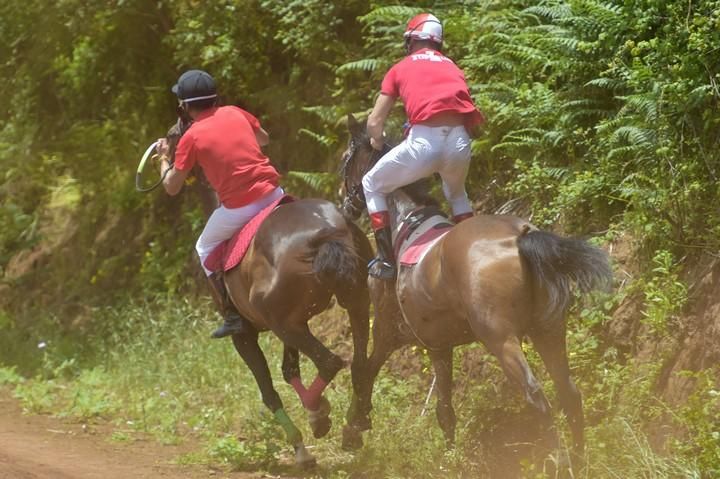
340,137,385,219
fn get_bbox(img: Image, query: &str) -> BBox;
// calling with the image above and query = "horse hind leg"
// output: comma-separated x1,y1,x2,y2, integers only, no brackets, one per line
282,345,310,405
530,326,585,456
489,336,553,421
275,322,345,439
429,348,456,448
230,329,315,467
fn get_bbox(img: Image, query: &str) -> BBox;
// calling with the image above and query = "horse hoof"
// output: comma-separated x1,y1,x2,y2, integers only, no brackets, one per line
341,425,363,451
294,444,316,468
355,414,372,432
308,397,332,439
311,415,332,439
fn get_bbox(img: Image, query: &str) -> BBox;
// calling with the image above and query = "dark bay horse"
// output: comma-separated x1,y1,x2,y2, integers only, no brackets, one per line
164,123,373,466
340,115,612,464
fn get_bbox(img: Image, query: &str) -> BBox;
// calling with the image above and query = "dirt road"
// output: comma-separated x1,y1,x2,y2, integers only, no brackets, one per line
0,392,262,479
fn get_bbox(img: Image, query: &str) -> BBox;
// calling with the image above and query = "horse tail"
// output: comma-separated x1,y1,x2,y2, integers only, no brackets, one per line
517,229,612,324
309,227,360,289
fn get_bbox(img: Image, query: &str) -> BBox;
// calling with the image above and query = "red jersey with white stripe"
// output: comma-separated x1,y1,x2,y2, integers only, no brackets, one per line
174,106,280,208
380,48,484,128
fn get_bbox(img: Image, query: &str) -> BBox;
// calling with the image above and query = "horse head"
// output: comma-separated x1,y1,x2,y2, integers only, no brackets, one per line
340,114,384,219
163,118,219,216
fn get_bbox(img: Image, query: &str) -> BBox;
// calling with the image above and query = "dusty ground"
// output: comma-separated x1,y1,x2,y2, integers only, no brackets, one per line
0,392,279,479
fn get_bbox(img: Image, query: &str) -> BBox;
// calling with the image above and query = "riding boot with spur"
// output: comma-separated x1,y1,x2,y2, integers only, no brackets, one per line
207,273,246,339
369,225,397,281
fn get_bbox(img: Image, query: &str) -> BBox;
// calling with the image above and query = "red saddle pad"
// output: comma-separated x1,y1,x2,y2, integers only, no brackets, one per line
398,223,453,266
203,195,294,273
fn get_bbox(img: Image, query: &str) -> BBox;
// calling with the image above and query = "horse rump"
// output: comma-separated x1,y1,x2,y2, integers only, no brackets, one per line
517,230,612,324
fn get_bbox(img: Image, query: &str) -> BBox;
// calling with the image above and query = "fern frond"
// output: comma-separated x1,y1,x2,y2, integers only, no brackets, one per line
524,4,573,21
617,93,659,122
300,105,342,124
337,58,379,73
298,128,335,148
360,6,422,23
611,126,655,146
585,77,625,90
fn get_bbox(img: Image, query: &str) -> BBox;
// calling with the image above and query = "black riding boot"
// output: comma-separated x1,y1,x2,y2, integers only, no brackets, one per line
368,226,396,280
207,273,246,339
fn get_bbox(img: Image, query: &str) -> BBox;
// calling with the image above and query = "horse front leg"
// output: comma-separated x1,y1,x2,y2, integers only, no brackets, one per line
336,285,371,445
428,348,456,448
342,289,405,450
230,329,315,467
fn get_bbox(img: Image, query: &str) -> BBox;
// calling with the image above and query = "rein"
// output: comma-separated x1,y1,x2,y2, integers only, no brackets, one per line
135,142,174,192
135,117,192,193
341,139,386,218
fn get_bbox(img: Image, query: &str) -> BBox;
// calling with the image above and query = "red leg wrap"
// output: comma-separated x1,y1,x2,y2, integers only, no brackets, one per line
304,376,329,411
289,377,307,397
370,211,390,231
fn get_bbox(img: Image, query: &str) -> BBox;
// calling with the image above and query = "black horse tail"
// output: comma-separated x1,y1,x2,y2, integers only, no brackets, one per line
517,230,612,324
309,227,360,290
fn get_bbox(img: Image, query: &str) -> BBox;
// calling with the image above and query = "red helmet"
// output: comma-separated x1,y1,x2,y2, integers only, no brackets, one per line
403,13,443,44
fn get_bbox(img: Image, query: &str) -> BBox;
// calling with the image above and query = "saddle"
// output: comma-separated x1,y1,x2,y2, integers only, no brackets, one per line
203,195,295,273
394,206,454,266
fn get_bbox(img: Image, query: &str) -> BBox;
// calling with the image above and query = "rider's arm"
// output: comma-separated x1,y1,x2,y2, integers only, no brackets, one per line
161,158,189,196
367,93,395,151
156,136,192,196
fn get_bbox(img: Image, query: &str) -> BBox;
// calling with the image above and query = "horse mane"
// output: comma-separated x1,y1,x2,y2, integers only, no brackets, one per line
400,178,440,208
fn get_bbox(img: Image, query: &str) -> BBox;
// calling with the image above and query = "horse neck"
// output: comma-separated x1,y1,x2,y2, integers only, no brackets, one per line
387,189,423,232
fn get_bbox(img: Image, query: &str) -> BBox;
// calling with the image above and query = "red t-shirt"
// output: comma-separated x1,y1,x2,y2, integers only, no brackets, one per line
174,106,280,208
380,48,484,128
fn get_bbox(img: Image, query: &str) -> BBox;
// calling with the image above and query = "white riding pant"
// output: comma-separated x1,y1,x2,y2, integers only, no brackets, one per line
196,186,285,276
362,124,473,216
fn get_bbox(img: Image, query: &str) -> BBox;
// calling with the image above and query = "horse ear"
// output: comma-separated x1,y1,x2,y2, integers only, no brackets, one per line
347,114,364,139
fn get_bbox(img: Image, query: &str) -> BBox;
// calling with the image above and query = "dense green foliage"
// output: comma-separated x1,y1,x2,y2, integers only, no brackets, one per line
2,0,719,302
1,0,719,477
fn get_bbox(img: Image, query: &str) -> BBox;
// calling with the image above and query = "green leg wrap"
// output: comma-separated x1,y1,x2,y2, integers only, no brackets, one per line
274,408,303,446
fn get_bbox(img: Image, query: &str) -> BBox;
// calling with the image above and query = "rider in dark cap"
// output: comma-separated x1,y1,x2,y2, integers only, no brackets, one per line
171,70,218,103
157,70,282,339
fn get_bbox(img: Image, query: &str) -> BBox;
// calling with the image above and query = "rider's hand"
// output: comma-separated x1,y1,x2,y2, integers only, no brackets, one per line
370,136,384,151
156,138,170,157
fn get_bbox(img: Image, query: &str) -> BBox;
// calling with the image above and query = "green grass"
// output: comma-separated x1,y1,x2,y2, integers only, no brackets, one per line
0,297,714,478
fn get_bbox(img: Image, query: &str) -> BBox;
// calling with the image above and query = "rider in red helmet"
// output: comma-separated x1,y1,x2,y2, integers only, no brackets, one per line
156,70,283,338
362,13,484,280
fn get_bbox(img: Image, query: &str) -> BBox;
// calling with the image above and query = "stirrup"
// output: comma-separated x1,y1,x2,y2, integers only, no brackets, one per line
368,258,396,280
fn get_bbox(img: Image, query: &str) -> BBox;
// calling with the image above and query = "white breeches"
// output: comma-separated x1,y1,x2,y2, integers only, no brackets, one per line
196,186,284,276
362,124,472,215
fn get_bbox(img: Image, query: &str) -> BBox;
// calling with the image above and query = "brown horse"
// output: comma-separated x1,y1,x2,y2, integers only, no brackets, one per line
163,122,373,466
339,115,612,465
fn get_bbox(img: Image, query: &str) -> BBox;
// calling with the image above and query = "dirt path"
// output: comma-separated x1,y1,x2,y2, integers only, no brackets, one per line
0,392,269,479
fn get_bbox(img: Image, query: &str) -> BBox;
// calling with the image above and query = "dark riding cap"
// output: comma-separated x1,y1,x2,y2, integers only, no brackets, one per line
172,70,217,103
